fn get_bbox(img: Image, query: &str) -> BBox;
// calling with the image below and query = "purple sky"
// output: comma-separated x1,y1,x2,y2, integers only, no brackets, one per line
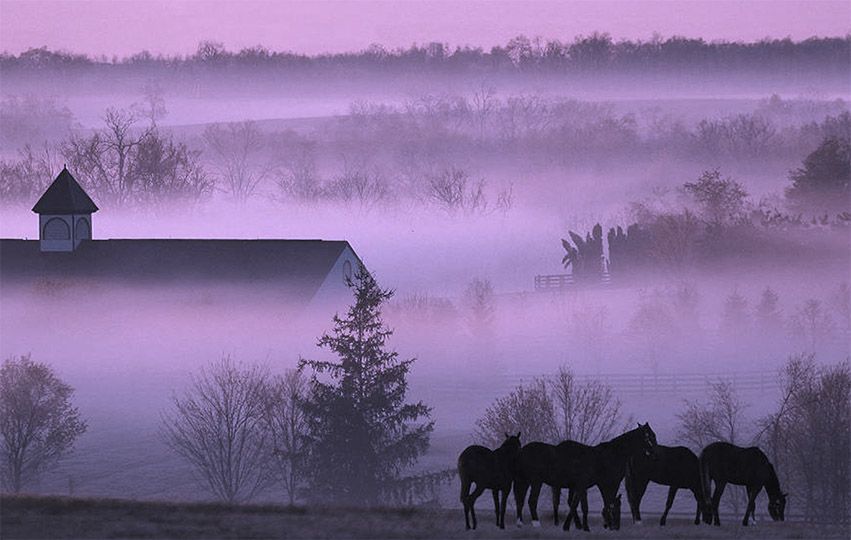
1,0,849,57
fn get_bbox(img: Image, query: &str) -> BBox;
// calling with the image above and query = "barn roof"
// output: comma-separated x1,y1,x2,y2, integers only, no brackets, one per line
32,167,99,215
0,239,355,303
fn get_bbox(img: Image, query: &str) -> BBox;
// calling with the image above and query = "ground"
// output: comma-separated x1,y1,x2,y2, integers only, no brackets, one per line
1,496,847,540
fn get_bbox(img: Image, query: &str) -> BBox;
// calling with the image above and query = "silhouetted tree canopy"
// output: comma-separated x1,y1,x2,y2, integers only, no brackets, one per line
786,137,851,213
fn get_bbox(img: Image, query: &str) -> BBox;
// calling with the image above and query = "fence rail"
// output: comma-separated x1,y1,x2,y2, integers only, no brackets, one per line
534,272,612,291
432,370,782,399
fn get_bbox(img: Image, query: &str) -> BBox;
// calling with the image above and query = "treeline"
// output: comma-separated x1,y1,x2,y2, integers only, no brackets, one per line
2,35,849,75
561,140,850,281
334,95,849,162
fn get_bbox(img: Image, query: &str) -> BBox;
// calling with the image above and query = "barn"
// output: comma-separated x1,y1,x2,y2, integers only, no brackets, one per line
0,168,364,310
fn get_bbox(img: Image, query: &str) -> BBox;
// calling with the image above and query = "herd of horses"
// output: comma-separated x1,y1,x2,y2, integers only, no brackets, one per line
457,424,788,531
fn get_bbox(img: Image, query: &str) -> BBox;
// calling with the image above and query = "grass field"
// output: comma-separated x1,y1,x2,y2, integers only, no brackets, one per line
1,495,847,540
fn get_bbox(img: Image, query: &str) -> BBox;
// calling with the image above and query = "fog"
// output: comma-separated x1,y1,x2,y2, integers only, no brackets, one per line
0,37,849,513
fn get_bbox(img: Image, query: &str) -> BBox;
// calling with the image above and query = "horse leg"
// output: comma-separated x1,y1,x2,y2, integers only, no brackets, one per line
492,489,500,528
742,485,759,527
581,490,589,531
460,477,472,530
711,481,726,526
513,478,528,527
563,489,580,531
660,486,677,526
528,482,542,527
691,489,702,525
629,479,648,524
469,484,486,530
552,486,561,526
572,489,583,530
500,487,510,529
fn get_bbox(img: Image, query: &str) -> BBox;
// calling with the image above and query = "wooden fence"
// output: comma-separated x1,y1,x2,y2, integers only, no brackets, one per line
495,370,781,397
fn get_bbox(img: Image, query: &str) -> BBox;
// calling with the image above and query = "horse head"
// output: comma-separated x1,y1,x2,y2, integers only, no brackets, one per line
768,492,787,521
602,494,622,530
500,431,522,454
635,422,658,457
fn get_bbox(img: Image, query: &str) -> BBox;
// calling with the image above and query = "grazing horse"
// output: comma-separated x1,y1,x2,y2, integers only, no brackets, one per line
513,442,618,529
700,441,787,526
562,423,658,531
458,432,521,530
602,493,622,529
624,445,711,526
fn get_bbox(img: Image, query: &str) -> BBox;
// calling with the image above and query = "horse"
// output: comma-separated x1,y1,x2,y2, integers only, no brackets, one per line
699,441,787,526
512,441,611,529
458,432,521,530
624,445,711,526
562,423,658,531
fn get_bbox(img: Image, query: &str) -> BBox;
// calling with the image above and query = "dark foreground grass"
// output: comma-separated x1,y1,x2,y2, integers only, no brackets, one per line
1,495,847,540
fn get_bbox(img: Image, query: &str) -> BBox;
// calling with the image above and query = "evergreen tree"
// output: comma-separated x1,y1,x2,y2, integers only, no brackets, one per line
299,265,433,504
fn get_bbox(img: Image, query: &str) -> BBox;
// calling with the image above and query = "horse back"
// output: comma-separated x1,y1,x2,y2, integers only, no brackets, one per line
702,442,770,486
458,444,509,487
648,445,701,489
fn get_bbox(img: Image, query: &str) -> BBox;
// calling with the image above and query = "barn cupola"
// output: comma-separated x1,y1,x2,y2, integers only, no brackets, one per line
32,167,98,252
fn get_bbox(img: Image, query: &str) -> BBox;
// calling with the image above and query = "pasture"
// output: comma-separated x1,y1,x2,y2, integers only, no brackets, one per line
1,495,847,540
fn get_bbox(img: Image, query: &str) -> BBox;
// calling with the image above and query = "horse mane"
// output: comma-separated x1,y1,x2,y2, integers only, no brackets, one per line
764,462,782,499
604,426,642,454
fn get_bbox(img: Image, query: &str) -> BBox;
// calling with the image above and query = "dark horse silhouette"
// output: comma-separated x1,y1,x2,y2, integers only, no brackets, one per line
624,444,711,526
458,432,521,530
513,423,657,531
700,441,787,526
512,442,622,530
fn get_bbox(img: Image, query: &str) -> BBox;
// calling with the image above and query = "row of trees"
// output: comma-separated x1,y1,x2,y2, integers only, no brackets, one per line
3,35,849,72
561,143,850,281
165,267,437,505
1,268,438,505
477,355,850,523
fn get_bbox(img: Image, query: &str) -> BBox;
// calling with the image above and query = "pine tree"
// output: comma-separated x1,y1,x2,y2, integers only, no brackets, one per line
299,265,433,504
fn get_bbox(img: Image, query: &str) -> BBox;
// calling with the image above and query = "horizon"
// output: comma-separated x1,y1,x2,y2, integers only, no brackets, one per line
1,0,850,57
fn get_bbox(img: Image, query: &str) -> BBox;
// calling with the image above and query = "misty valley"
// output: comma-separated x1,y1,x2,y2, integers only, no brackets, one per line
0,32,849,539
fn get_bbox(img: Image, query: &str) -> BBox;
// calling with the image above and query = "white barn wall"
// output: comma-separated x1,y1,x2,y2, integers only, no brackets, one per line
308,245,361,314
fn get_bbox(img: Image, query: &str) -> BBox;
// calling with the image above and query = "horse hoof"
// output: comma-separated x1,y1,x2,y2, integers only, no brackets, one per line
532,520,541,528
515,518,523,528
635,520,642,526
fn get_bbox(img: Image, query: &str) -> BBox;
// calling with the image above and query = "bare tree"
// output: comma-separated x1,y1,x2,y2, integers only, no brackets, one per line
551,366,626,444
757,355,850,523
203,121,268,204
262,369,309,505
427,167,487,214
326,166,389,210
64,108,150,207
475,379,557,447
789,299,835,355
471,83,498,141
0,144,57,204
463,277,495,335
677,380,749,514
274,142,324,202
677,380,749,449
162,357,273,503
63,108,209,208
133,80,168,127
0,354,87,493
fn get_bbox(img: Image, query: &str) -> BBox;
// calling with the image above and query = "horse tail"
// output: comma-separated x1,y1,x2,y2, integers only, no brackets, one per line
698,447,712,504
